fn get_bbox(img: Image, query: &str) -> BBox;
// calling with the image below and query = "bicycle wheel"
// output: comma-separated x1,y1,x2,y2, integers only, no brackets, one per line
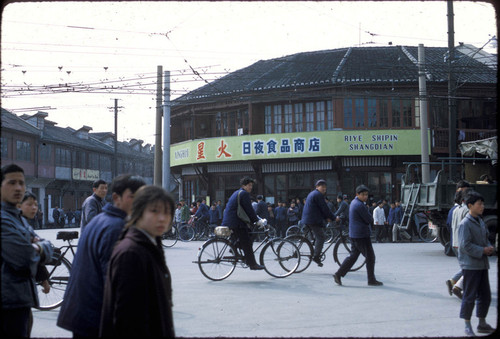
284,235,313,273
35,254,71,310
324,227,335,243
418,224,438,243
259,238,300,278
333,237,366,272
285,225,301,237
162,225,178,248
178,225,195,242
197,238,236,281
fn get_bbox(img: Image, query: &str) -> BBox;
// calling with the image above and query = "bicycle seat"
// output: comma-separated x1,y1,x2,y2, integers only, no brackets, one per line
214,226,232,237
56,231,79,241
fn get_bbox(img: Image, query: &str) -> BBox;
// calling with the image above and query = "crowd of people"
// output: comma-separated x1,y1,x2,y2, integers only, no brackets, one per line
1,164,495,338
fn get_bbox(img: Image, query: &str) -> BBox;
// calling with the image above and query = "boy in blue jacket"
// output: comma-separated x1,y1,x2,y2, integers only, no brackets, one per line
457,191,495,336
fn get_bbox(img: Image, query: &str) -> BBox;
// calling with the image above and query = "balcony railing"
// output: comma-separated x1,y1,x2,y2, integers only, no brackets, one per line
432,128,497,154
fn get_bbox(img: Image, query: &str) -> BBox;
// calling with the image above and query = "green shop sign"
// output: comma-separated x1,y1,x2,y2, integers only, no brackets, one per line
170,129,429,167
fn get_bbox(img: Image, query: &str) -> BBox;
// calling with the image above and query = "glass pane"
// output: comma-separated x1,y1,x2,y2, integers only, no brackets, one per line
355,98,364,127
343,98,353,128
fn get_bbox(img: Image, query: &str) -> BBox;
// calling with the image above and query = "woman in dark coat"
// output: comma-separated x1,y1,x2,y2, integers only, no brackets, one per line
100,185,175,337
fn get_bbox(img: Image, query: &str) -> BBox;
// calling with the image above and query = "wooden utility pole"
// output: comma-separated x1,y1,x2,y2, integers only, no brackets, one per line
447,0,457,180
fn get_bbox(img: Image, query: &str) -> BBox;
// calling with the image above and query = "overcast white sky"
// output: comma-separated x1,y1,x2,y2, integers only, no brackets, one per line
1,1,497,145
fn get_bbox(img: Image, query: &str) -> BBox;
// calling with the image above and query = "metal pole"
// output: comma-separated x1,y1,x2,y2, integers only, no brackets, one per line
447,0,457,180
154,66,163,186
114,98,118,178
163,70,171,191
418,44,430,183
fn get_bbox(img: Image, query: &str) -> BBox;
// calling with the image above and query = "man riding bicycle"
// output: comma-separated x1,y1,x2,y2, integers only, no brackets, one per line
221,177,266,270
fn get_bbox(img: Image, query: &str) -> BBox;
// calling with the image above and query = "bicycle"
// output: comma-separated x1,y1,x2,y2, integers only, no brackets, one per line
285,222,366,273
161,224,179,248
194,221,301,281
286,220,339,244
35,231,78,311
178,217,213,241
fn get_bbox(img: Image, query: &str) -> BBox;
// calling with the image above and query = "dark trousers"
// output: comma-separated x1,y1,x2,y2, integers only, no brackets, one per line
336,237,376,282
1,307,31,337
231,226,258,266
276,220,287,237
460,269,491,320
374,224,385,242
308,224,326,258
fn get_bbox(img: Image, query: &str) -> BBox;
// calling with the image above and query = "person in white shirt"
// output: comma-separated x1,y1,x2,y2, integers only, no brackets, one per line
373,200,386,243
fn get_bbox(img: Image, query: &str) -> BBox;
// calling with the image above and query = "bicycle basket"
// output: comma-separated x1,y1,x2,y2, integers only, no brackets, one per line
214,226,232,237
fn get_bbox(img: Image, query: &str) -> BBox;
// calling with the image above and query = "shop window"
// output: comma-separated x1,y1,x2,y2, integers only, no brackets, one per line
316,101,325,131
216,112,222,137
355,98,364,127
380,99,389,127
327,101,334,130
265,106,272,134
55,147,71,167
273,105,282,133
367,98,377,127
305,102,314,131
16,140,31,162
100,155,111,171
89,153,99,170
392,99,401,127
284,104,293,133
402,99,413,127
39,143,51,164
343,99,353,128
1,137,8,159
294,103,303,132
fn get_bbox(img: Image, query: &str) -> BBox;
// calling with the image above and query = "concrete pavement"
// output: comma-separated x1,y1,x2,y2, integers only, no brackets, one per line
31,228,497,338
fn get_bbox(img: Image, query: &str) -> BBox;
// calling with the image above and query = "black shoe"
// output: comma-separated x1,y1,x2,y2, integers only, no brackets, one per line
368,280,383,286
249,264,265,270
312,256,323,267
445,279,453,296
477,324,494,334
333,273,342,286
452,286,463,299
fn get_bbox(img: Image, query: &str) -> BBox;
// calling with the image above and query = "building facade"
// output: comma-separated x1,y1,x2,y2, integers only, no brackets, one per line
1,109,155,227
169,45,497,205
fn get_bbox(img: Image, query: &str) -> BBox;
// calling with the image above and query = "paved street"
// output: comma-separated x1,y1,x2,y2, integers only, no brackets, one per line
31,228,497,338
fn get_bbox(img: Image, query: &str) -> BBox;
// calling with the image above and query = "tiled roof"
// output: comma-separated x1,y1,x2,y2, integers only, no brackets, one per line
1,108,41,136
174,45,497,103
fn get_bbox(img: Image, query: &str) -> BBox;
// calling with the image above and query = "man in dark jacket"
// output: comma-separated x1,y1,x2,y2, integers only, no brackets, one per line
1,164,53,337
334,194,349,228
194,198,210,223
80,179,108,232
222,177,266,270
255,195,269,220
333,184,383,287
57,174,146,337
301,179,335,267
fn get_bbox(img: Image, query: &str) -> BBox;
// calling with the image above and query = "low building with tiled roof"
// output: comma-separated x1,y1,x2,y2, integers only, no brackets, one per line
1,108,155,227
169,45,496,204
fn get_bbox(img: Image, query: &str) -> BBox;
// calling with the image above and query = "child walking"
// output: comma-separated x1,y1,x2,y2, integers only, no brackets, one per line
457,191,495,336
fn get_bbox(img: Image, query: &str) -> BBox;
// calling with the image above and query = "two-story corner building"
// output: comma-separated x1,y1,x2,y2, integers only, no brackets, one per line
1,108,155,227
169,45,497,205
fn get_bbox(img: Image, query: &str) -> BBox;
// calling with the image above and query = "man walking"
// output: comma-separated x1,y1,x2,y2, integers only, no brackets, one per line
255,195,269,220
80,179,108,232
1,164,53,337
301,179,335,267
333,184,383,286
57,174,146,337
